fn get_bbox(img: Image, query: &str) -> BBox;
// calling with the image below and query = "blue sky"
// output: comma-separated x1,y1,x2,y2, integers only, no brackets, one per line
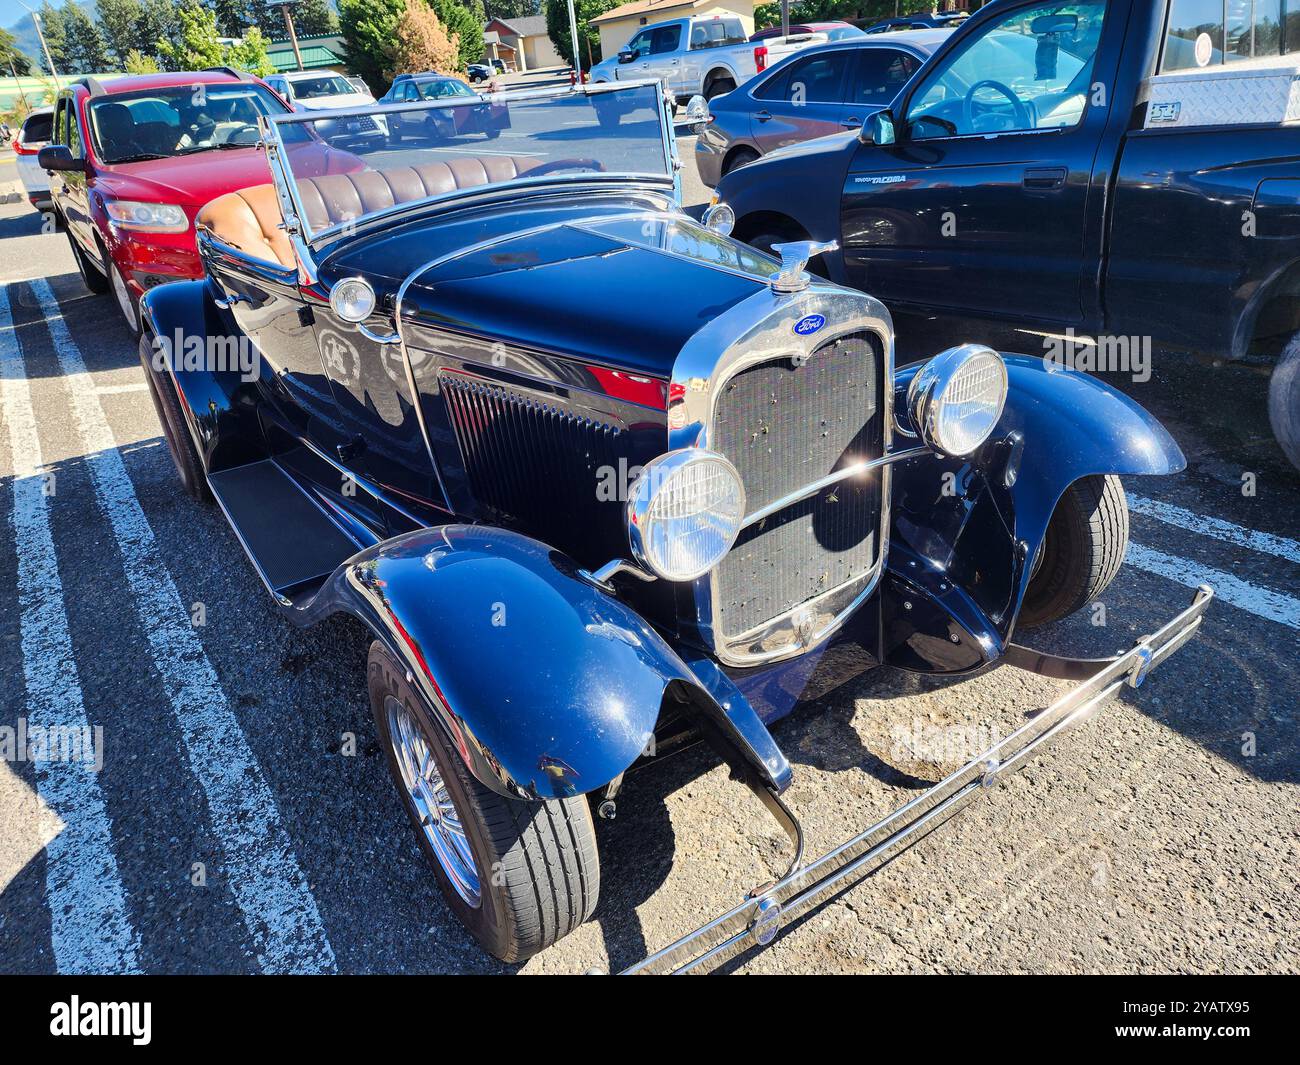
3,1,42,36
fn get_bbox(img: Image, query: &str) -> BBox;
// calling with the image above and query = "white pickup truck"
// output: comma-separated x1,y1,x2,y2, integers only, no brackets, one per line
589,14,822,102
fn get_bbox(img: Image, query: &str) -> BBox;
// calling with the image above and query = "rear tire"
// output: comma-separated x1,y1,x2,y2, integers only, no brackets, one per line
1019,475,1128,629
369,642,600,963
704,76,736,100
138,331,211,502
1268,332,1300,472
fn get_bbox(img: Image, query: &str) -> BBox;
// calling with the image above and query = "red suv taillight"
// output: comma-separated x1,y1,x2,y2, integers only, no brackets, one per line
754,45,768,72
13,139,43,156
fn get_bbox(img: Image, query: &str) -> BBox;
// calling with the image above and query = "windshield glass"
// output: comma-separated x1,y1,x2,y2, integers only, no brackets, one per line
89,83,289,164
270,83,672,244
291,75,357,99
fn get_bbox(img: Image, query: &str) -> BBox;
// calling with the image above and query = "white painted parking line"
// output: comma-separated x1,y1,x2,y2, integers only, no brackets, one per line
30,278,337,974
94,382,149,395
1127,542,1300,631
0,285,141,974
1128,494,1300,565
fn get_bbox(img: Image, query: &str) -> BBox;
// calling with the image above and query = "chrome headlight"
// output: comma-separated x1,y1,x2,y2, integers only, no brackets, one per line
628,450,746,581
908,344,1008,456
702,200,734,236
330,277,376,323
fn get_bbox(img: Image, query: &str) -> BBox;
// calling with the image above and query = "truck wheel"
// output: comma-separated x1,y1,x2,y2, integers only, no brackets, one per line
1268,332,1300,472
67,229,108,294
368,642,600,963
138,331,211,502
1019,475,1128,629
704,76,736,100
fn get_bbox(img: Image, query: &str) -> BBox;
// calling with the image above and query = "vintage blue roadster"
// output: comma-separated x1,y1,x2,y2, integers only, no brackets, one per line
138,80,1212,973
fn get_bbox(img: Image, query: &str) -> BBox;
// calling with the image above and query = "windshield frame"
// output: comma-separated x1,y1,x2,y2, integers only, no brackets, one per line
260,80,678,252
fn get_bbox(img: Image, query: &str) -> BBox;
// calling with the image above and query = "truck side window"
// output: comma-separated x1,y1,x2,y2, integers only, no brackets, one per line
626,30,651,57
66,98,83,158
1162,0,1286,70
650,26,681,53
691,17,747,48
906,0,1106,139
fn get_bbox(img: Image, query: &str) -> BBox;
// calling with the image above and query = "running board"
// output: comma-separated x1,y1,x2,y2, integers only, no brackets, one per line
208,458,365,604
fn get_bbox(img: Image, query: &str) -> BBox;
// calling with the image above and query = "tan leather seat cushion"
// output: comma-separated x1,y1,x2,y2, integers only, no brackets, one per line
197,156,542,268
197,184,294,267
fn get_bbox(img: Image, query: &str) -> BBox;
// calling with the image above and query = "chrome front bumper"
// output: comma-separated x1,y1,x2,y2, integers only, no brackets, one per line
619,585,1214,975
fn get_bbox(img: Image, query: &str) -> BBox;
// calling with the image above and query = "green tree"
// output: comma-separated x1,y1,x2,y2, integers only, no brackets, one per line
123,47,161,73
157,0,225,71
34,3,68,76
544,0,617,68
432,0,482,71
96,0,145,66
0,28,34,76
338,0,405,92
61,2,109,73
294,0,340,36
484,0,539,20
226,25,275,75
139,0,179,58
211,0,250,38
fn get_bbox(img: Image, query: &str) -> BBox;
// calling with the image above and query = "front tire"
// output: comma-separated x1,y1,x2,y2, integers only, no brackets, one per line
109,257,141,338
1019,475,1129,629
1268,332,1300,472
368,642,600,962
138,331,211,502
67,228,108,294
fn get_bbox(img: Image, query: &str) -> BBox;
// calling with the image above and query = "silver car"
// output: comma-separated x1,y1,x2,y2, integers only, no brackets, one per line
695,28,950,187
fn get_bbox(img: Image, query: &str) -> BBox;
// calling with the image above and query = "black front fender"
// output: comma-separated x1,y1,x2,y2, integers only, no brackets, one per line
298,525,774,801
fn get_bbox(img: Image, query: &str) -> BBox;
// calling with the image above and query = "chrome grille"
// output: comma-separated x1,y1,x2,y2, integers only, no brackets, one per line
710,333,882,640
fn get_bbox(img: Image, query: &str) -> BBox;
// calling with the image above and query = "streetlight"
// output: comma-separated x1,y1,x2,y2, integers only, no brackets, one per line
16,0,60,89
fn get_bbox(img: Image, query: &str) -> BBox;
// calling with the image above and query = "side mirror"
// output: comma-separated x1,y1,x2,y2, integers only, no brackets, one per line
860,109,897,146
617,50,636,64
38,144,83,172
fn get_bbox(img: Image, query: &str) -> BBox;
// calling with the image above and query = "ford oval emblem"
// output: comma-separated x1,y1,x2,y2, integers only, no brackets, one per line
793,314,825,337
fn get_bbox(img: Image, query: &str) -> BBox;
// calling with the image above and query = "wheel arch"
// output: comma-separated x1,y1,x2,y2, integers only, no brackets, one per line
1238,255,1300,361
300,525,787,801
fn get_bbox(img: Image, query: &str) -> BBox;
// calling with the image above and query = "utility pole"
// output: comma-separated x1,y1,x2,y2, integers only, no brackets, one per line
17,1,60,90
781,0,789,38
9,60,31,109
566,0,582,83
269,0,305,72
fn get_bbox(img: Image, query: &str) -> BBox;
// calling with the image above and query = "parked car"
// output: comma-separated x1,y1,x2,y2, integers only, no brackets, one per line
864,12,969,33
264,69,387,145
13,106,54,210
466,62,493,83
138,77,1211,971
377,73,506,141
588,13,825,102
710,0,1300,473
39,67,360,336
695,29,948,186
750,21,865,42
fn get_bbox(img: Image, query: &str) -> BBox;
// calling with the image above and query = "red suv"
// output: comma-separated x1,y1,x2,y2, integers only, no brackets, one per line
41,68,347,335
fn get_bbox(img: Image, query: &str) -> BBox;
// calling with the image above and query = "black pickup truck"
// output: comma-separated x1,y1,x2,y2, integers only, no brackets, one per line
710,0,1300,470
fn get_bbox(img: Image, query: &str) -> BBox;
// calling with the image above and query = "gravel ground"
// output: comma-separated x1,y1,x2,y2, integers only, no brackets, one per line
0,140,1295,974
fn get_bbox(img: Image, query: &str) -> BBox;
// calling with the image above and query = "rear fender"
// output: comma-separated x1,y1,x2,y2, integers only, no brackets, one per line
139,280,266,474
298,525,786,800
890,355,1185,651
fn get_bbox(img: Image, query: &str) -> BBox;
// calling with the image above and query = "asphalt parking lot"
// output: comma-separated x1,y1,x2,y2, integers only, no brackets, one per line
0,137,1296,975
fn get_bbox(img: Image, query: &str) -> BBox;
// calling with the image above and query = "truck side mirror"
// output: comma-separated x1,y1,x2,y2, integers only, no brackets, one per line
38,144,83,172
618,50,636,64
860,109,897,146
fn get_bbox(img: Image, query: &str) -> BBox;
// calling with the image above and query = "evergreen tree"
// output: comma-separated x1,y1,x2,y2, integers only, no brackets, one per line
211,0,251,39
338,0,405,93
293,0,339,36
157,0,225,71
96,0,145,66
431,0,482,71
123,48,161,73
485,0,539,20
61,2,109,73
544,0,617,67
35,2,68,76
0,28,33,76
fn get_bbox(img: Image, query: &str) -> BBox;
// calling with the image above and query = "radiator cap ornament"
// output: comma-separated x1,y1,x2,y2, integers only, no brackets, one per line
770,239,839,293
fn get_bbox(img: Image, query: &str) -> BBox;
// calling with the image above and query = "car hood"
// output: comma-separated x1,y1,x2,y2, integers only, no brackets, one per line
96,142,361,215
764,128,858,165
323,197,775,379
294,94,376,110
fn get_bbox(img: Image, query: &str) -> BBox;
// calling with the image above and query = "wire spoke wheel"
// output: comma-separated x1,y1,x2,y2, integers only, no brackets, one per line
385,695,481,907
